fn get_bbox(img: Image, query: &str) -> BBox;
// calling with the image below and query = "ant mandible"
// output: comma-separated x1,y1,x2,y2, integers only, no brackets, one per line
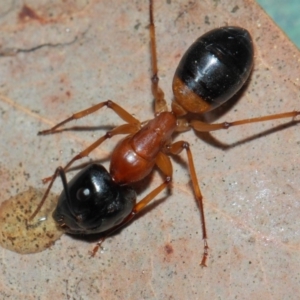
30,0,299,267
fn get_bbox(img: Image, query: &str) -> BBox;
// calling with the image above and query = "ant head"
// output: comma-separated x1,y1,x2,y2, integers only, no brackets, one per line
53,164,136,234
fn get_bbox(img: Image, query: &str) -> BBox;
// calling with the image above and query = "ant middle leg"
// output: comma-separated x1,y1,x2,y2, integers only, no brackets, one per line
167,140,209,267
38,100,140,135
42,123,140,184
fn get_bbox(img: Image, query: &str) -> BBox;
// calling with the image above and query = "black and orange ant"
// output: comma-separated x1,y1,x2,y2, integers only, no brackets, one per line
30,0,299,266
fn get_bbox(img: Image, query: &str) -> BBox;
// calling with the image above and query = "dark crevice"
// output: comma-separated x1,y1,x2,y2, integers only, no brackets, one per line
0,25,90,57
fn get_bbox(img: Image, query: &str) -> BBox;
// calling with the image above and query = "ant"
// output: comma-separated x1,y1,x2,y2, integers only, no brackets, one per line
30,0,299,267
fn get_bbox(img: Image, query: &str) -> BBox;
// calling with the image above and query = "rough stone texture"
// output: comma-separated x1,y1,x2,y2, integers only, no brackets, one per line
0,0,299,299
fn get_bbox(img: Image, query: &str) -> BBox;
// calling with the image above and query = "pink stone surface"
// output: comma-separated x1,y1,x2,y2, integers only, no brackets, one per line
0,0,300,299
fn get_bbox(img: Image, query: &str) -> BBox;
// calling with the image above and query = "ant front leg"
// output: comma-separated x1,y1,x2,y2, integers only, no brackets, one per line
29,166,68,220
167,141,209,267
42,123,140,184
39,100,142,184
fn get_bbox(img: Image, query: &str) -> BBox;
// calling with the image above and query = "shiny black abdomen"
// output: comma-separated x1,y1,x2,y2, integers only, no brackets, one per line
174,26,254,111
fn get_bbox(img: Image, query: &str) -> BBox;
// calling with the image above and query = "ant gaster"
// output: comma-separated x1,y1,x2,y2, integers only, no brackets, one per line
30,0,299,267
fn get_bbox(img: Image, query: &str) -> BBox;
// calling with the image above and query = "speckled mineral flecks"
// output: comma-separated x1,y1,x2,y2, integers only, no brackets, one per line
0,187,63,254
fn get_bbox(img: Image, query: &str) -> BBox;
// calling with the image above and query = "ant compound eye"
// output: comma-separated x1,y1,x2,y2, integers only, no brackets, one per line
76,187,91,201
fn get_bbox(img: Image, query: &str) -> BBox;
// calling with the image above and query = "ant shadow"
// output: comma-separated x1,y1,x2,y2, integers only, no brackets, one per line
182,79,299,150
67,195,168,245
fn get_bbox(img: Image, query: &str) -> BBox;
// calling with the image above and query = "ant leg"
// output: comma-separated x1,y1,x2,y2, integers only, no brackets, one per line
167,141,209,267
39,100,140,135
29,166,67,220
190,111,300,132
91,151,172,256
149,0,168,114
42,123,140,184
